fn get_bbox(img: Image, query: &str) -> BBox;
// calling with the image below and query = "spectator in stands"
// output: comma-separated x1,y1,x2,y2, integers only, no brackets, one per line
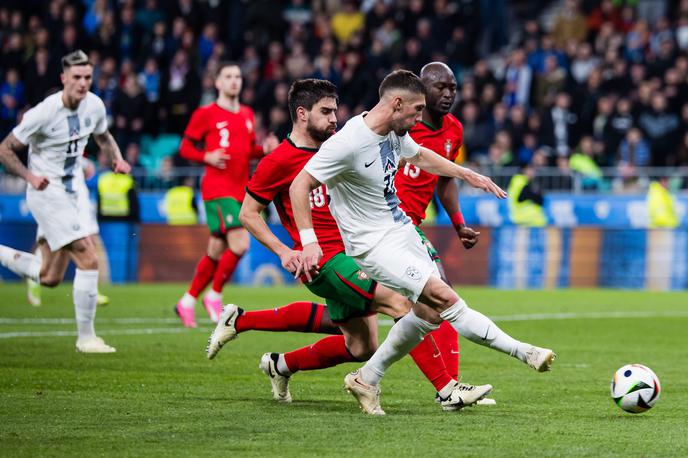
112,74,149,147
541,92,580,159
647,176,679,227
0,68,24,138
570,135,605,189
508,164,547,226
638,93,681,165
503,49,533,108
552,0,588,47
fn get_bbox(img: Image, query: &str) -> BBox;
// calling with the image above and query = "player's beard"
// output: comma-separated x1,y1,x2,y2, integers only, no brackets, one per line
307,123,336,143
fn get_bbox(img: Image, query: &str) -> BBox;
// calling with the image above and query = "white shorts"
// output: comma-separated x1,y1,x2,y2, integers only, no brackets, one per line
352,223,440,303
28,181,98,251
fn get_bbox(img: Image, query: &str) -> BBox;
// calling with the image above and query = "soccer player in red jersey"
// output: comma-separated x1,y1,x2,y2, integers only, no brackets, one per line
395,62,490,402
206,79,492,411
174,62,277,327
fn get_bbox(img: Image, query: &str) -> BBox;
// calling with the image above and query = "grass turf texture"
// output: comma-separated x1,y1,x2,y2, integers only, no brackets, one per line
1,284,687,457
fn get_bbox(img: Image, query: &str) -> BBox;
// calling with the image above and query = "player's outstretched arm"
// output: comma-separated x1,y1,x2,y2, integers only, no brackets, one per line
436,176,479,249
408,146,507,198
0,133,48,190
239,195,302,274
289,169,323,281
93,130,130,174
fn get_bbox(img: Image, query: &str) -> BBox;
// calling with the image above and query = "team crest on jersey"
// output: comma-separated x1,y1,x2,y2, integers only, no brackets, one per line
226,214,234,224
246,120,253,132
444,139,452,157
85,117,91,128
383,157,396,174
357,270,369,281
405,266,422,281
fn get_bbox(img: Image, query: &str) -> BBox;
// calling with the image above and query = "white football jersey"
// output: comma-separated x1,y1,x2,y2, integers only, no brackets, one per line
12,91,108,193
305,114,420,256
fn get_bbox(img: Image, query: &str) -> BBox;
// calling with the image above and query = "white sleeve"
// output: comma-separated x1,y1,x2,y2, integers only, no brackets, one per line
304,133,353,184
11,103,47,145
92,96,108,135
399,133,420,158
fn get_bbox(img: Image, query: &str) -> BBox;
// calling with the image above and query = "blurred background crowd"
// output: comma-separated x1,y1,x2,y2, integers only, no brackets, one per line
1,0,688,193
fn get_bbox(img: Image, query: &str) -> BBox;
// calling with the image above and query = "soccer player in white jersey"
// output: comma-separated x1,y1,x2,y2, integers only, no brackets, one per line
0,50,131,353
290,70,556,414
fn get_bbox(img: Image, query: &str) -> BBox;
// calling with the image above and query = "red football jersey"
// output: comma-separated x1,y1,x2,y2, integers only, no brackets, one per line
180,103,262,201
396,114,464,226
246,138,345,265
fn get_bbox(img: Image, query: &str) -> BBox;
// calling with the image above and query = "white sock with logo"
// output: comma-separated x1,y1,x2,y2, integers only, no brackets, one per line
74,269,99,340
0,245,40,282
360,309,439,386
440,298,526,360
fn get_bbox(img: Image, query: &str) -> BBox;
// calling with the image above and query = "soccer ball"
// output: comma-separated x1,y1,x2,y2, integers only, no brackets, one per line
610,364,661,413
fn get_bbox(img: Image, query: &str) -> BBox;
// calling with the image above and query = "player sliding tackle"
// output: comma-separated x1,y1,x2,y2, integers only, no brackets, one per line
207,78,492,411
290,70,556,415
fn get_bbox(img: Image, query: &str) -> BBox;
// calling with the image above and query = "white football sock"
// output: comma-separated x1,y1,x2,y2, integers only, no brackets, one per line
440,298,524,359
438,380,458,399
276,353,292,376
74,269,99,340
206,289,222,301
0,245,40,282
360,309,439,386
179,292,196,309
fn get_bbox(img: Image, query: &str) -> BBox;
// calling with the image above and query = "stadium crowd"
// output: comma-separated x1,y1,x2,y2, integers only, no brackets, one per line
1,0,688,191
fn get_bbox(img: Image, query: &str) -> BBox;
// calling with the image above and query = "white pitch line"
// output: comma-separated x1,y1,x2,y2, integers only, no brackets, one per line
0,317,210,325
2,310,688,327
0,327,193,339
1,311,687,340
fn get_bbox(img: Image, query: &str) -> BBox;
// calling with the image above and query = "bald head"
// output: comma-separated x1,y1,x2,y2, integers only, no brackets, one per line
420,62,453,83
419,62,457,116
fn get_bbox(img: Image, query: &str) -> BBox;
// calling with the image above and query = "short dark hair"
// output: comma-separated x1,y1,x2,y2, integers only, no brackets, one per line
215,61,241,78
378,70,426,98
287,79,338,122
61,50,92,70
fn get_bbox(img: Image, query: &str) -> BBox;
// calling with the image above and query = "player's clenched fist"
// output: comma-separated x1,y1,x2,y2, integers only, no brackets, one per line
27,174,49,190
457,226,480,249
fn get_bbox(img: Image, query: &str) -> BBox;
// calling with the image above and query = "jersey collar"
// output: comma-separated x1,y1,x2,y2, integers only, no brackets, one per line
419,116,444,131
286,134,319,153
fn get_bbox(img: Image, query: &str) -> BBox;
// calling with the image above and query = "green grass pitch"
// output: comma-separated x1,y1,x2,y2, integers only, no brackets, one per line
1,284,687,457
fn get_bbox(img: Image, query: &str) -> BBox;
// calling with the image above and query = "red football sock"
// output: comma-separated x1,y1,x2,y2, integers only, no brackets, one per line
211,249,241,292
235,301,327,333
188,255,218,298
283,335,355,372
410,332,455,392
433,321,460,380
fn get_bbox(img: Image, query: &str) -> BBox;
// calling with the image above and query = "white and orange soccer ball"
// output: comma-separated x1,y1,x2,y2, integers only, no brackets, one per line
610,364,661,413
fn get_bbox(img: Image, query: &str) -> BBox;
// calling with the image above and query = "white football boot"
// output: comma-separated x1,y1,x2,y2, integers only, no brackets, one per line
206,304,241,359
523,346,556,372
437,382,493,411
76,336,116,353
259,353,292,403
344,370,385,415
